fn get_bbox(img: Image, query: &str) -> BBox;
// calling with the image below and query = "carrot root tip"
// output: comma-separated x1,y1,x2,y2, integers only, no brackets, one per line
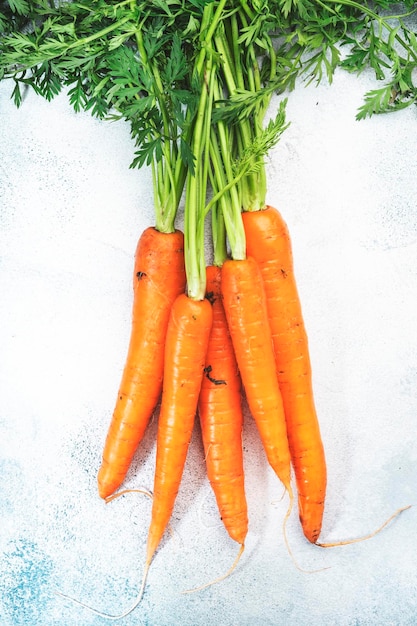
182,543,245,594
104,487,153,504
316,505,412,549
55,560,150,621
55,487,154,620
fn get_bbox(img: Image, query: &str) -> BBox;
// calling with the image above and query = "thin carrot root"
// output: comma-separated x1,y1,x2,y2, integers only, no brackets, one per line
316,505,412,548
182,543,245,594
55,488,155,621
271,484,287,504
55,562,150,621
105,487,153,504
281,485,331,574
106,488,180,548
203,442,212,464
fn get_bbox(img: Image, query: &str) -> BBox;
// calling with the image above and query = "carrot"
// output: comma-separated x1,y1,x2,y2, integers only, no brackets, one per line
145,293,213,567
220,256,293,499
97,227,186,499
242,205,326,544
198,265,248,546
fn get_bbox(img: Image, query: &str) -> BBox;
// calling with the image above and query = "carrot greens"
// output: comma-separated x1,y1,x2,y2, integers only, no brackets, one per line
2,2,417,161
0,0,205,233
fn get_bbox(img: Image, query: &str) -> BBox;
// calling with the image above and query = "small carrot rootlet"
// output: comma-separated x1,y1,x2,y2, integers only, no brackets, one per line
316,505,412,548
55,488,155,621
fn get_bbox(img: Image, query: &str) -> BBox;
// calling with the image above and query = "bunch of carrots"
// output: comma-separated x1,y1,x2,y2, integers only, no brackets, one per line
92,5,411,609
1,0,413,618
97,1,327,592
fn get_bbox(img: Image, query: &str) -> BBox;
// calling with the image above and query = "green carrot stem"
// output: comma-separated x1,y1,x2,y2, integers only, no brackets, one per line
234,8,269,211
208,149,228,268
131,8,186,233
184,44,215,299
183,0,229,299
214,16,268,212
208,77,246,262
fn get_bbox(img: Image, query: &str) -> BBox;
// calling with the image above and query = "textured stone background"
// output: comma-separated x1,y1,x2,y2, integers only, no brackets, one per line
0,65,416,625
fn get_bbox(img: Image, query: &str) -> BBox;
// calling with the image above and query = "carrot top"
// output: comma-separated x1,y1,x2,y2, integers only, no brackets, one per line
182,0,228,299
2,1,417,226
211,7,289,215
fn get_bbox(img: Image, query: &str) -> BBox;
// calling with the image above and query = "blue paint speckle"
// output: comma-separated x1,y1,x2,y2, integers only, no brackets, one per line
0,538,53,626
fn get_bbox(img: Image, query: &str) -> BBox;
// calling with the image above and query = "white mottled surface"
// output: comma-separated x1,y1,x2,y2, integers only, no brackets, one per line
0,67,416,626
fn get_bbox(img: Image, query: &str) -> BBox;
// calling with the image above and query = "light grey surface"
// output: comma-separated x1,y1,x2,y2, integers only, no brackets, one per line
0,68,416,626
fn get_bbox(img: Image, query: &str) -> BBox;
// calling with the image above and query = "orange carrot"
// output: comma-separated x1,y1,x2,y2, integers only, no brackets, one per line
221,256,292,498
145,293,213,567
198,265,248,546
242,206,326,544
97,227,186,499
